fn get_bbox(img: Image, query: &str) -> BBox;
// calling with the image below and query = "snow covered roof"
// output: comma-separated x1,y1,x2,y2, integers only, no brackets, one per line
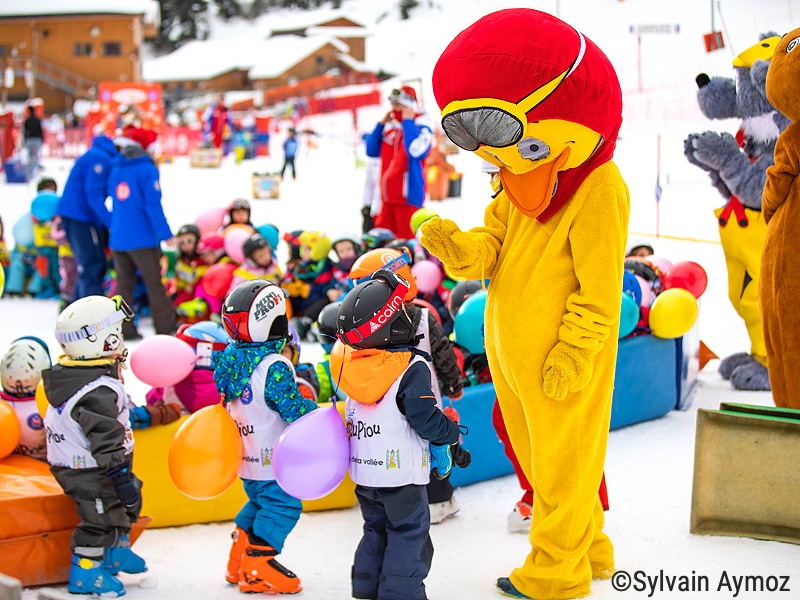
267,10,365,33
143,39,259,82
249,35,348,79
305,26,370,38
0,0,159,24
143,34,350,83
335,53,370,74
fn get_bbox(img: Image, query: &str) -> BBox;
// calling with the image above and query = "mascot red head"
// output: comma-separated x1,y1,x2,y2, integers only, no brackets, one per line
433,9,622,221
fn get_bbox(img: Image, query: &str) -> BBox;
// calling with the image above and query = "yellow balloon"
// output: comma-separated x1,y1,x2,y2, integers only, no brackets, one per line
0,399,21,459
35,380,49,417
0,263,5,298
649,288,698,339
168,402,243,500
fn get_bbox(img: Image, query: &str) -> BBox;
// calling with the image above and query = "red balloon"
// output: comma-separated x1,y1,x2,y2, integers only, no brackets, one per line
200,262,237,298
662,261,708,299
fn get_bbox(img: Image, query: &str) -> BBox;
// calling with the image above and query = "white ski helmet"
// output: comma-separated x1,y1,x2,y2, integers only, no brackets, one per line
55,295,133,360
0,336,52,396
222,281,289,343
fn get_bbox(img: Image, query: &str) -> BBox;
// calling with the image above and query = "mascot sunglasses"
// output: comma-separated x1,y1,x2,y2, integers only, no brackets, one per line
440,31,586,152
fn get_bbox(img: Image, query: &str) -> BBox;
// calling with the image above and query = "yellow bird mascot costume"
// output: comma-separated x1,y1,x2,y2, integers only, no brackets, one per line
421,9,629,599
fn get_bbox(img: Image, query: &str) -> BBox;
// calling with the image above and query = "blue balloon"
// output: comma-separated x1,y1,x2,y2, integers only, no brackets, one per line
622,270,642,307
12,213,34,248
454,289,488,355
31,192,59,222
619,293,639,339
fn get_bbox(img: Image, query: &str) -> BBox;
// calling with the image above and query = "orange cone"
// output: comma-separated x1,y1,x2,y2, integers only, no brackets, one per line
698,341,719,371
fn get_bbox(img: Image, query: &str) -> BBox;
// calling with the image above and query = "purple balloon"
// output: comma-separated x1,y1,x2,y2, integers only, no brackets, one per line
273,404,349,500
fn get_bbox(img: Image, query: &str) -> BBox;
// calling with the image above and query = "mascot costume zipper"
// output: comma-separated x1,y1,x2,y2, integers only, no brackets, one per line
420,9,629,599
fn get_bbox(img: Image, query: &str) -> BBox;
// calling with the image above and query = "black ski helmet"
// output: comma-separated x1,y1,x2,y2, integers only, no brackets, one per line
243,233,271,261
316,301,341,346
448,280,485,319
177,224,201,239
337,269,414,350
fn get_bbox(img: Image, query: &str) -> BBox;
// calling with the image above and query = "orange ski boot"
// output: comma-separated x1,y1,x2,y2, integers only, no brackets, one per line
238,542,302,594
225,526,248,584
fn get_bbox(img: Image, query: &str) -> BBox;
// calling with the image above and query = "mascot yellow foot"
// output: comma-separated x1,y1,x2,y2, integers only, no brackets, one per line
426,9,629,599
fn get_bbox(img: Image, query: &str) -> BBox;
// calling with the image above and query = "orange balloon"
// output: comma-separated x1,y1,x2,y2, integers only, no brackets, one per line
35,381,49,417
329,340,352,386
168,403,243,500
0,399,21,459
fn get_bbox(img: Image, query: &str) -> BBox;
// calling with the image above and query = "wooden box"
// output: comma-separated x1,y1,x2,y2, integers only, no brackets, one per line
691,403,800,545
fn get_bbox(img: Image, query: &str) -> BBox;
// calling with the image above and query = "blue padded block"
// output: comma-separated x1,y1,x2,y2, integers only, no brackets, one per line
3,158,28,183
610,334,677,430
447,383,515,488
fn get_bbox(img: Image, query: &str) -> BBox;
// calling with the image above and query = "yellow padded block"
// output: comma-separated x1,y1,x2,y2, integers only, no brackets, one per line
133,402,356,528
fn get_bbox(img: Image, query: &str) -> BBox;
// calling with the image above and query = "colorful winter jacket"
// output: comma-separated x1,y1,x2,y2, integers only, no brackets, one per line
107,145,172,252
56,135,117,230
366,112,433,208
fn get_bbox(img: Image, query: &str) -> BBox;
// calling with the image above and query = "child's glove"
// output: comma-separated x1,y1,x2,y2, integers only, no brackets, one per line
361,206,374,234
106,461,141,511
419,218,480,273
284,279,310,299
542,342,593,401
146,401,182,426
430,444,453,480
451,444,472,469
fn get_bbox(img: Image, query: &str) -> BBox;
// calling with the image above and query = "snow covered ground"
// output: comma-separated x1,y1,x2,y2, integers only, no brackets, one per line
3,0,800,598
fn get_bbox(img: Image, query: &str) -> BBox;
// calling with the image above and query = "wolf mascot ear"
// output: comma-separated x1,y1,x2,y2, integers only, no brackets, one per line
422,9,629,599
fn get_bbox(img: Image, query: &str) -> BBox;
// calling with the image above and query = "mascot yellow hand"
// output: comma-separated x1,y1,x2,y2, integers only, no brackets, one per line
542,342,593,400
419,218,480,273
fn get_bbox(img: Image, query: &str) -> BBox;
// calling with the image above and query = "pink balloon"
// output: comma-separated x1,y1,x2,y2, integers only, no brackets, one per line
195,207,228,236
130,334,197,387
647,255,672,274
411,260,443,294
635,275,652,307
223,228,252,264
272,405,349,500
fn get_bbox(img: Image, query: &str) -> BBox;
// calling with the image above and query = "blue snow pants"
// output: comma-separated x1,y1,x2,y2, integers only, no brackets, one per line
352,484,432,600
235,479,302,553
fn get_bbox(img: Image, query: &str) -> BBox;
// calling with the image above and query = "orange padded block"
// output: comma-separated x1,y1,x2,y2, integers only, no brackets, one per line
0,454,149,587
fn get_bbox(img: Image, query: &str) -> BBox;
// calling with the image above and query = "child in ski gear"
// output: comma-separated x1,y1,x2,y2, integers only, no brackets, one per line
336,269,469,600
216,280,317,595
330,233,363,287
0,336,52,460
172,224,208,306
227,233,282,294
30,177,61,298
42,295,146,597
312,301,346,403
349,248,464,523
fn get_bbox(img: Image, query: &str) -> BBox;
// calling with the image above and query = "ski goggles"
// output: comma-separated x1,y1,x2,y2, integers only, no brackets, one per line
54,296,133,344
440,32,586,152
339,270,410,346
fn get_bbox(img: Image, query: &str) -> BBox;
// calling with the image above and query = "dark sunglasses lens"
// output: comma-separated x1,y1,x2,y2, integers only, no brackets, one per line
442,108,524,151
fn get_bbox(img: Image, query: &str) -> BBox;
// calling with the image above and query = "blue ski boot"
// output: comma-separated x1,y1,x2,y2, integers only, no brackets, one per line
105,534,148,575
68,554,126,597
